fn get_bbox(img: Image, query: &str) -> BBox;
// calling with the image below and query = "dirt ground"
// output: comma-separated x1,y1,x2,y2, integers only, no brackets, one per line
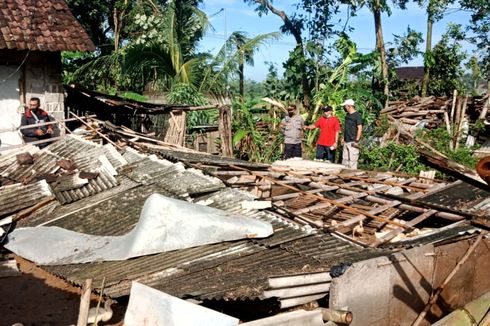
0,255,124,326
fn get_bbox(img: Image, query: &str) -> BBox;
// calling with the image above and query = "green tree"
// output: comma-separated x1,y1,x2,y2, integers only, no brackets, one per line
243,0,312,109
227,31,280,102
348,0,413,104
66,0,115,53
427,24,467,96
460,0,490,91
412,0,455,96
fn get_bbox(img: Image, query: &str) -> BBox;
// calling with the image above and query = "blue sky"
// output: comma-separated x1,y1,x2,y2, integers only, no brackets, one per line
197,0,474,81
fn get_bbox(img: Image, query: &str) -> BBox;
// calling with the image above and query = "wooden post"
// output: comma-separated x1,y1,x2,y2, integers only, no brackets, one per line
454,96,468,150
443,112,451,135
77,279,92,326
450,90,457,123
93,277,106,326
219,106,233,157
479,95,489,120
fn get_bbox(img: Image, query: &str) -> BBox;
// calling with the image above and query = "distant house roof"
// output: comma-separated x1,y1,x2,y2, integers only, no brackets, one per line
0,0,95,52
396,66,425,81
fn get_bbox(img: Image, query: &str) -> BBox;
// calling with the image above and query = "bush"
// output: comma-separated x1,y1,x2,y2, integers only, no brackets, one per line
415,127,478,168
359,142,428,176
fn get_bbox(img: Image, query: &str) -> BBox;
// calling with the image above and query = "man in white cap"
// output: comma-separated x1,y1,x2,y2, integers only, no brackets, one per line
341,99,362,169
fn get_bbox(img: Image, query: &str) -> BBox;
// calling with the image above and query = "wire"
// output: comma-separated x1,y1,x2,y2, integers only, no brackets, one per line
0,50,30,85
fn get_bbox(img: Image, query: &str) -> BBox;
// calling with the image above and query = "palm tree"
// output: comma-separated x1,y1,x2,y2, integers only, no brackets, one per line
227,31,280,101
198,31,280,99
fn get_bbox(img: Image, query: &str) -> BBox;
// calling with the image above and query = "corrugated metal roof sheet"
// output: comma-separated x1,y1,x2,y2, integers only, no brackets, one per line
6,135,481,305
418,181,490,215
0,151,59,182
0,136,121,205
153,148,270,169
53,169,119,204
0,180,53,217
122,155,224,196
23,173,384,300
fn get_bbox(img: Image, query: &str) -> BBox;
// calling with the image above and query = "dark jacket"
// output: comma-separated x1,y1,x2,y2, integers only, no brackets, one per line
20,109,52,143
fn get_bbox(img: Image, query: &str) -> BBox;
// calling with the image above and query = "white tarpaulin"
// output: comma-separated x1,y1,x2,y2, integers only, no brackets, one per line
124,282,239,326
5,193,273,265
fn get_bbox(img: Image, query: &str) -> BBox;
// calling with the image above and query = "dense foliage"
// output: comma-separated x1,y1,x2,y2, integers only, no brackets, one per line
63,0,488,171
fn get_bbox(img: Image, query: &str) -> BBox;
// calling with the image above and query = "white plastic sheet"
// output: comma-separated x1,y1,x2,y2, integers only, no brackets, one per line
124,282,239,326
6,193,273,265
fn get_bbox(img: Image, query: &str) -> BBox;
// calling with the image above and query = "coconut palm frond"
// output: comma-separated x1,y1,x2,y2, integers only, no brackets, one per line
261,97,287,112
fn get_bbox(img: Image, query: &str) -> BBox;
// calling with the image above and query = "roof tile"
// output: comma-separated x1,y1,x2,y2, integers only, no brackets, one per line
0,0,95,52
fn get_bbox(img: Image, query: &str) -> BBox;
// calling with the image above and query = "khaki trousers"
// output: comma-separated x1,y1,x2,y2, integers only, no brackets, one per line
342,142,359,169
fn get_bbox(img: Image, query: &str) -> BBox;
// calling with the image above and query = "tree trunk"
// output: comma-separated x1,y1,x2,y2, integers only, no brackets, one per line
113,0,129,52
239,51,245,103
421,12,433,97
373,0,389,104
254,0,311,111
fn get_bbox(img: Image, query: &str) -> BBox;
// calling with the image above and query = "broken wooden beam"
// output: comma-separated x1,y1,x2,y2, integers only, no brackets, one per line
372,209,438,247
230,165,409,229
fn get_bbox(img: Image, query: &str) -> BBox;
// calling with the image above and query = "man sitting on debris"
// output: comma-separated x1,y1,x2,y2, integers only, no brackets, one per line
20,97,54,148
304,105,341,162
280,104,304,159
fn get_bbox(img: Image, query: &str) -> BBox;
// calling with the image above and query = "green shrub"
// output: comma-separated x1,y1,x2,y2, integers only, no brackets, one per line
415,127,478,168
359,142,428,176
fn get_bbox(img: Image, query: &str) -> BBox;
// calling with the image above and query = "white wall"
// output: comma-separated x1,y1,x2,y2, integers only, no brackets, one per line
0,65,23,147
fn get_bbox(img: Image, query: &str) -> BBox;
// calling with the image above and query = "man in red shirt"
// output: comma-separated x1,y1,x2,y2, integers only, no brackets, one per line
304,105,341,162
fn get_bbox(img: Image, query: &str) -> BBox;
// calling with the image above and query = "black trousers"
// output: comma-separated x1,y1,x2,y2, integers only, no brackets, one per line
316,145,335,162
284,143,302,159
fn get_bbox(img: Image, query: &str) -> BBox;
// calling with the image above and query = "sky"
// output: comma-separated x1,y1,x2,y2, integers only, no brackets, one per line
197,0,475,81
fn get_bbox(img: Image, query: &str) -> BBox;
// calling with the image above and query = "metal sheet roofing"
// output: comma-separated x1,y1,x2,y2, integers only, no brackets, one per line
0,180,53,218
18,165,385,299
153,148,270,169
4,134,485,306
0,135,122,205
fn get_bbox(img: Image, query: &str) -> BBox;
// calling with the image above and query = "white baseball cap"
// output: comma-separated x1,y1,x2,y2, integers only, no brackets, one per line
341,99,355,106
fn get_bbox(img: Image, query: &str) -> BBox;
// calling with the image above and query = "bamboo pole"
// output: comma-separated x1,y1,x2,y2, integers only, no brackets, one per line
0,115,97,133
93,277,106,326
454,96,468,150
68,112,123,150
77,279,93,326
411,234,484,326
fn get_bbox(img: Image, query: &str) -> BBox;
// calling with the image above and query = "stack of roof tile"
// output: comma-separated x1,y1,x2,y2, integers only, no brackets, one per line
0,0,95,51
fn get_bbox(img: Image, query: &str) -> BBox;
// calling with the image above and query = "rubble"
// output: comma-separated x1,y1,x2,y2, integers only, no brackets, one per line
0,118,488,325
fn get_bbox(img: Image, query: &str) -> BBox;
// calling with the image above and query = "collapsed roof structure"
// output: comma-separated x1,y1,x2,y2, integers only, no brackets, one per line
0,124,489,325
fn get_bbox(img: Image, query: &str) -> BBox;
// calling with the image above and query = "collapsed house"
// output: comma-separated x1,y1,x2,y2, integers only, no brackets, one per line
0,125,489,325
64,85,234,157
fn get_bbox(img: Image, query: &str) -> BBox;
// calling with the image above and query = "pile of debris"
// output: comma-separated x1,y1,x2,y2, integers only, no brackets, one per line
382,95,489,130
0,126,489,325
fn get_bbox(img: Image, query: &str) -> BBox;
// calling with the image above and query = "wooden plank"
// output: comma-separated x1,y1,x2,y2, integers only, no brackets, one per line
271,189,324,201
230,165,410,229
372,209,438,247
334,200,402,229
340,175,429,192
